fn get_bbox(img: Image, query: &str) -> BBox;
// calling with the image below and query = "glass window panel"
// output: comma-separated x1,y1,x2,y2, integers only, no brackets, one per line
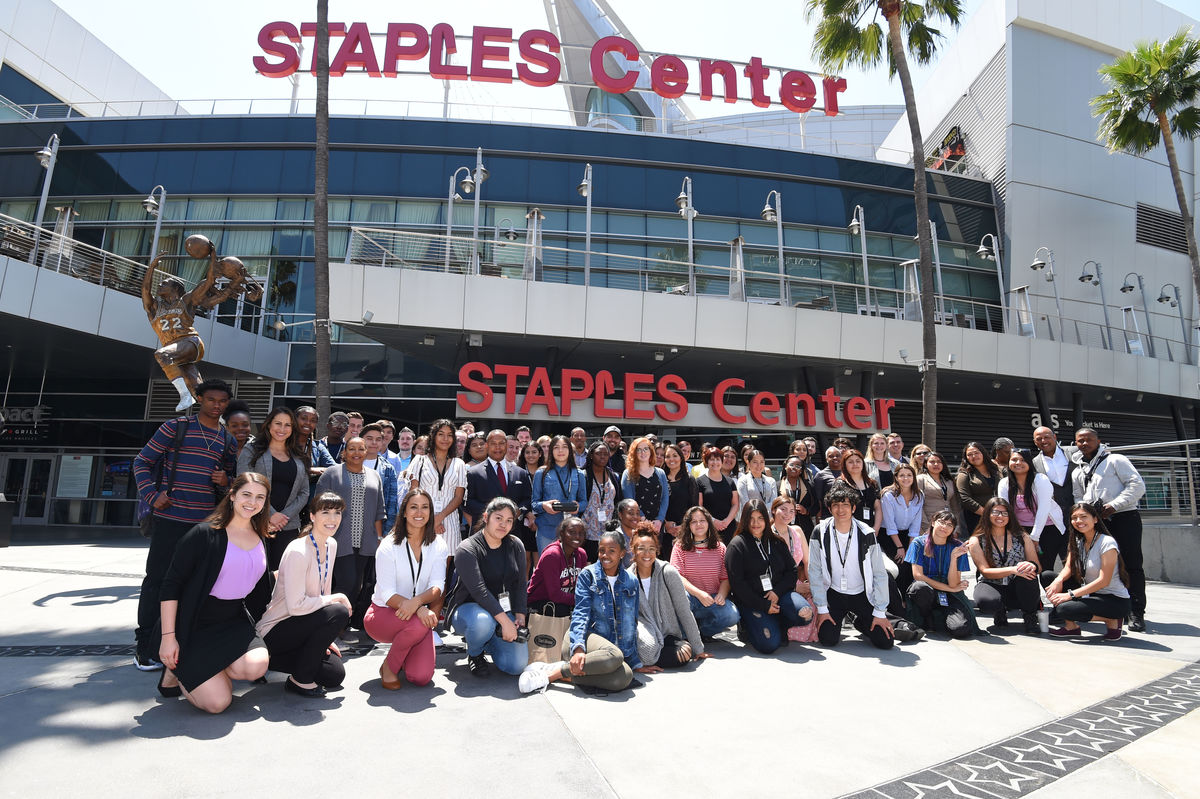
0,200,35,222
540,208,568,232
568,208,607,234
938,243,970,267
273,228,303,256
396,201,440,226
821,255,861,284
940,269,972,297
892,234,918,260
227,198,277,221
328,199,351,222
330,229,349,260
747,248,781,279
969,272,1000,302
74,201,110,222
223,228,273,257
276,199,306,221
866,233,892,256
609,213,644,237
786,254,820,279
113,201,147,221
162,197,186,221
106,227,144,259
694,219,738,244
187,198,227,220
646,214,683,239
350,199,395,224
783,226,819,250
818,229,851,253
740,221,778,247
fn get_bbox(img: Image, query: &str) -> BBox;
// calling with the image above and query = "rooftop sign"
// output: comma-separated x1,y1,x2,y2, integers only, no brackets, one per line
254,22,847,116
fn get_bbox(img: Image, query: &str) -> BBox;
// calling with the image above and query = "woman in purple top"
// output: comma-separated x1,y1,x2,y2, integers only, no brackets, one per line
158,472,274,713
528,517,588,616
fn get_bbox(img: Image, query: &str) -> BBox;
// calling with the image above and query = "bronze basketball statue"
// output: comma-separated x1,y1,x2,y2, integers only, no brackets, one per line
141,235,263,411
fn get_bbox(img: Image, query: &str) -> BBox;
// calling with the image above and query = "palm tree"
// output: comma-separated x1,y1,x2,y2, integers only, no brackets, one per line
1093,28,1200,305
806,0,963,449
313,0,332,422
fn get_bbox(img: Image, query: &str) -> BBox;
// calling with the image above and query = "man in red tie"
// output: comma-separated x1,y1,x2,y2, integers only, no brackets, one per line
464,429,533,531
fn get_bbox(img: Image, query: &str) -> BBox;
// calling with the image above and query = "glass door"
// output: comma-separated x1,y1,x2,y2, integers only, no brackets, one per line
0,456,54,524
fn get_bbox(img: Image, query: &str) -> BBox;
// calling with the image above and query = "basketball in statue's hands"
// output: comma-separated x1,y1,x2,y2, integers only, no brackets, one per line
184,234,214,259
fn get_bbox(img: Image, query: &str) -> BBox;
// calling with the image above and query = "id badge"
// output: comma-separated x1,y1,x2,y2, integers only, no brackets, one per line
759,574,772,591
862,507,870,521
596,508,608,523
433,498,446,515
498,591,512,612
937,591,949,607
839,577,847,591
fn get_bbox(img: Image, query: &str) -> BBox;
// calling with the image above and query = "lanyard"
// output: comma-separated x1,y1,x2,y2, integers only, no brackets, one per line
593,476,608,505
755,535,771,565
309,533,329,595
554,466,572,499
991,530,1010,567
431,455,450,491
833,529,853,570
754,475,767,499
405,539,424,598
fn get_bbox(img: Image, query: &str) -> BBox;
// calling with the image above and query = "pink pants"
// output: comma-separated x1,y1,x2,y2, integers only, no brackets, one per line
363,603,436,686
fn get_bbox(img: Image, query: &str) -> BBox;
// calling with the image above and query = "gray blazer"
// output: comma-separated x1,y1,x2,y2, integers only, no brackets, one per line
315,464,386,557
629,560,703,665
236,446,309,530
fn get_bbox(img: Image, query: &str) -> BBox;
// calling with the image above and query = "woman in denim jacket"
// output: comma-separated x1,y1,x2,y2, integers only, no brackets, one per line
532,435,588,556
517,531,656,694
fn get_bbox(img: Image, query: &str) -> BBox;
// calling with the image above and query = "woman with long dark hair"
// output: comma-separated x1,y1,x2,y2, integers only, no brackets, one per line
778,454,818,535
157,472,273,712
662,443,698,557
770,496,819,644
407,418,467,553
532,434,588,554
669,506,739,638
724,499,813,653
998,448,1065,572
237,406,310,569
904,509,980,639
967,497,1041,634
697,446,740,544
363,488,448,688
839,449,881,533
582,440,622,562
257,492,353,697
955,441,1000,533
916,451,962,529
1043,502,1132,641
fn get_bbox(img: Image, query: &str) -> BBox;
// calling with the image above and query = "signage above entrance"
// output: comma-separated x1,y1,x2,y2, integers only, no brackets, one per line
457,362,893,433
254,22,848,116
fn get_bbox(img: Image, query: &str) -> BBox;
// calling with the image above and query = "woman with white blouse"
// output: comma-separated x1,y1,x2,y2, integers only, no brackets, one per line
735,449,777,506
997,448,1065,572
407,418,467,553
363,488,449,689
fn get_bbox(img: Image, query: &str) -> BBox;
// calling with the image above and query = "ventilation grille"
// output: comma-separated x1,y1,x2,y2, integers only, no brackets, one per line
1136,203,1189,254
145,379,274,422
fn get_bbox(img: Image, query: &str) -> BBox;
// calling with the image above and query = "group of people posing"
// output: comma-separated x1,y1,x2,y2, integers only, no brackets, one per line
131,381,1147,713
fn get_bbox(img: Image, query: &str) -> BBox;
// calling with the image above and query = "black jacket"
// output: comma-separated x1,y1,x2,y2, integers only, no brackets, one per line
445,531,529,619
724,532,798,614
159,523,273,651
464,461,532,521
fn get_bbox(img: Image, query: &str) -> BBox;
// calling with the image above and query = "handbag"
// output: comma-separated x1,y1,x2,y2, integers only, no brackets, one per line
526,602,572,664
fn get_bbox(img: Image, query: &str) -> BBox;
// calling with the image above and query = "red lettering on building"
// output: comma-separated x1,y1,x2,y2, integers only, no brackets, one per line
712,378,747,425
655,374,688,421
516,30,561,87
331,22,381,77
253,22,301,78
381,23,429,77
559,368,594,416
430,23,468,80
622,372,656,420
650,54,688,100
698,60,738,103
519,367,559,415
844,397,873,430
779,70,817,113
470,26,514,84
590,35,639,93
457,361,493,414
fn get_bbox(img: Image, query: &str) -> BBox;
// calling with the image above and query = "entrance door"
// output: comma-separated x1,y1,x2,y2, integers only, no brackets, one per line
1,456,54,524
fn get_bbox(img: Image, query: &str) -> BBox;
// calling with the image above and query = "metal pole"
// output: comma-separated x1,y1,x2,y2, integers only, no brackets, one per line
444,176,456,273
930,220,945,320
857,206,871,314
1172,285,1192,365
1036,248,1066,342
1094,262,1114,351
148,186,166,260
775,192,785,303
471,147,485,275
992,234,1007,332
1185,442,1197,523
31,134,59,263
686,178,695,296
1134,274,1157,357
582,163,592,286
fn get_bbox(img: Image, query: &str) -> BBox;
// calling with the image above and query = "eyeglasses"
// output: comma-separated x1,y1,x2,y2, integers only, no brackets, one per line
637,447,651,454
990,509,1010,517
633,546,658,554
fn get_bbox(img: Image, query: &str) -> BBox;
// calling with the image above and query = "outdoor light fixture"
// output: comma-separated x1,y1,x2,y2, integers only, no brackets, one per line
1029,247,1064,339
979,233,1008,331
423,334,436,346
1118,272,1157,357
578,163,593,284
445,165,473,272
674,176,697,294
654,351,665,361
1079,260,1114,350
849,205,871,313
763,190,785,302
361,311,374,324
143,184,167,258
1159,283,1193,364
468,333,483,347
31,133,60,261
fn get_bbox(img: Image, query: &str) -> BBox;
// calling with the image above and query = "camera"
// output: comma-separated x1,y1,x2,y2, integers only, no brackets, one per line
495,623,530,643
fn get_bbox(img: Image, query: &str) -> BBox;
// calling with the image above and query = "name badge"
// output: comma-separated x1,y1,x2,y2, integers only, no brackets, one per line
839,577,847,592
937,591,949,607
760,574,772,592
862,507,871,521
498,591,512,612
596,509,608,523
433,498,446,514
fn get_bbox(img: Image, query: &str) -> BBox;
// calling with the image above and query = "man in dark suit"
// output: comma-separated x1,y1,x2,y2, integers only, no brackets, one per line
1031,426,1077,571
464,429,533,530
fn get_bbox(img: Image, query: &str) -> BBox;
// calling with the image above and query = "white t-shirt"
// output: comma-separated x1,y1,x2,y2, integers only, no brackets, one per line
828,528,865,595
1080,533,1129,598
605,573,619,593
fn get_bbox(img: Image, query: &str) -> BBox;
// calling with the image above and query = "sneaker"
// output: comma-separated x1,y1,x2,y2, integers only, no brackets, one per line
1103,627,1123,642
1049,626,1082,638
518,661,556,694
1127,614,1146,633
993,610,1009,628
134,654,163,671
1023,613,1041,635
467,654,491,677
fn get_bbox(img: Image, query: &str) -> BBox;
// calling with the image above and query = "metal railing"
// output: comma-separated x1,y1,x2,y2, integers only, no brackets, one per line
1109,439,1199,523
0,212,181,298
345,226,1007,329
1019,300,1195,364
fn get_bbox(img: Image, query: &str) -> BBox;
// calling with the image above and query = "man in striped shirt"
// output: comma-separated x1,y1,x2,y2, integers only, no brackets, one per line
132,378,237,670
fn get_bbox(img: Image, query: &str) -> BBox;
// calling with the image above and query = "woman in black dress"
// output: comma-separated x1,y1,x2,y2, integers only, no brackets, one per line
697,446,740,544
158,472,274,713
661,443,699,558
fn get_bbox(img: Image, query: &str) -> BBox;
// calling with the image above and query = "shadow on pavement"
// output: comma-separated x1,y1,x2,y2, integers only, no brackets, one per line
132,681,345,738
33,585,140,608
361,679,447,711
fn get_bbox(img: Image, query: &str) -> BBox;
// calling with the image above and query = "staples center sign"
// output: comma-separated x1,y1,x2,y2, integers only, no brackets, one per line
254,22,848,116
458,363,893,433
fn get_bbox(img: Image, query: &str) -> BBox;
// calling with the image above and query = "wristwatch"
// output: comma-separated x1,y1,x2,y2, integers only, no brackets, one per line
1067,589,1076,599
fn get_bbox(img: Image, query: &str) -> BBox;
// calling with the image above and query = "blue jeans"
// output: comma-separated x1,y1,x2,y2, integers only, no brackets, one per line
688,594,741,638
450,603,529,675
740,591,812,654
535,524,558,555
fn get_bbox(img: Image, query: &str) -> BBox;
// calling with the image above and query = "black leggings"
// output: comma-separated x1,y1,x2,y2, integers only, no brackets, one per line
1034,526,1068,573
654,634,693,668
816,589,894,650
1038,570,1131,624
264,604,349,686
907,582,973,639
973,577,1040,616
333,552,372,628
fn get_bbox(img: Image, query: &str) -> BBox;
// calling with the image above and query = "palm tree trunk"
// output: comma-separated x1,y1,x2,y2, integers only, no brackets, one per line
887,10,938,448
1157,112,1200,315
313,0,331,422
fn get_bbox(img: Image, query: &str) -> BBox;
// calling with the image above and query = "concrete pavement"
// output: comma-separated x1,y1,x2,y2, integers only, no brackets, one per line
1,538,1198,798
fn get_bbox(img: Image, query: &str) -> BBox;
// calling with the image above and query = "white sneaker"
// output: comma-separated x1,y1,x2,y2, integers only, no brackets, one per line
518,661,555,694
